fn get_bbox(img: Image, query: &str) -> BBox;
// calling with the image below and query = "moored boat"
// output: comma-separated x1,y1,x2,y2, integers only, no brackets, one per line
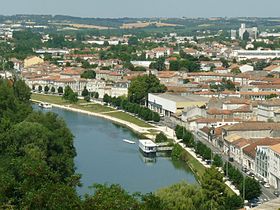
139,139,157,156
123,139,136,144
38,102,52,109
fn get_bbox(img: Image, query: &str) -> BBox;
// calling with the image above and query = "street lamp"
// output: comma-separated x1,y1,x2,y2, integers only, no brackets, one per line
243,175,246,200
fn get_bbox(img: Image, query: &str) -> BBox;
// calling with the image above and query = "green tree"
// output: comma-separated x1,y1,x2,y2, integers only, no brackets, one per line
38,85,42,92
140,193,165,210
44,86,49,93
58,86,63,94
213,154,223,167
169,60,180,71
128,74,166,104
201,167,227,209
103,94,111,104
239,177,261,200
182,131,194,147
254,61,269,71
225,194,244,210
149,57,166,71
231,68,241,74
171,144,183,160
266,94,278,99
220,58,230,68
81,70,96,79
83,184,140,210
153,112,160,122
242,31,250,41
155,132,168,143
81,60,91,69
134,66,146,71
51,86,55,94
63,86,78,103
81,86,89,97
156,182,206,210
123,62,135,70
13,79,31,103
180,59,201,72
128,36,139,45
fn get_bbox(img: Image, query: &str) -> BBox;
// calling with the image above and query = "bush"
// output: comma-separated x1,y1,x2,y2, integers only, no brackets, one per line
171,144,183,160
239,177,262,200
213,154,223,167
155,132,168,143
195,142,211,160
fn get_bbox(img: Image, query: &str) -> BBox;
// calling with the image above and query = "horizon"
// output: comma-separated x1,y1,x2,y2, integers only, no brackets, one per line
3,14,280,19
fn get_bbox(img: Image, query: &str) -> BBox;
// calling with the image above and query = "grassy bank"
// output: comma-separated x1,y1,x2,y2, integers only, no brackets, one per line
104,111,152,128
180,148,206,182
31,93,153,128
177,145,235,196
31,93,81,105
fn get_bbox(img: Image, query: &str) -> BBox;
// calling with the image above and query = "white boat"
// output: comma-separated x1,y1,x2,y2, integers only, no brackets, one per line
38,102,52,109
123,139,135,144
139,139,157,155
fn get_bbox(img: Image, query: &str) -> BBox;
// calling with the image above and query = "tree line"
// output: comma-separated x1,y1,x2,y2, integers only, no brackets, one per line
103,94,160,122
223,162,261,200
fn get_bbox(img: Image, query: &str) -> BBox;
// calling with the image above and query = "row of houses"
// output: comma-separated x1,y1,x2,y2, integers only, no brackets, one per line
146,92,280,190
195,121,280,190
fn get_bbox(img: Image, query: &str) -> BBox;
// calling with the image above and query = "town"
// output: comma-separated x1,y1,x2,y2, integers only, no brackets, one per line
1,15,280,209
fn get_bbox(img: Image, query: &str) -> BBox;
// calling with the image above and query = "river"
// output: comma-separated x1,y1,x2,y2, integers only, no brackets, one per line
35,105,198,195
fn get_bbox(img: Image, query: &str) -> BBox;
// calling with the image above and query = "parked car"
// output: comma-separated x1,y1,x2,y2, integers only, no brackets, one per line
228,157,234,162
264,183,270,188
249,202,258,208
242,167,248,172
259,180,265,185
248,172,255,177
273,191,280,197
205,160,212,165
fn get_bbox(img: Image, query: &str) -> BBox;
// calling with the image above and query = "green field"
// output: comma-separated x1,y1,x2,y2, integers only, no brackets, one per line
31,93,83,105
71,104,114,113
104,111,153,128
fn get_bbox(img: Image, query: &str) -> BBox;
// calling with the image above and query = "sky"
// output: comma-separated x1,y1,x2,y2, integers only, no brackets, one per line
1,0,280,18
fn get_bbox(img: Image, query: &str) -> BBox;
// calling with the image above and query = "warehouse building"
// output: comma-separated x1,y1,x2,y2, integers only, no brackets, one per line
148,93,209,117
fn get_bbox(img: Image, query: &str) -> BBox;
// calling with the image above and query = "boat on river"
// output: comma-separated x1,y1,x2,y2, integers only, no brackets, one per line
139,139,157,156
123,139,136,144
38,102,52,109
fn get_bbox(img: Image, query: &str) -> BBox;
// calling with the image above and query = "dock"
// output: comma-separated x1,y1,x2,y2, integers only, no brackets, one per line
157,146,173,152
156,142,173,152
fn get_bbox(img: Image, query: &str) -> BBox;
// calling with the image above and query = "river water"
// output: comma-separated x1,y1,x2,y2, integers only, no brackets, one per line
35,105,197,195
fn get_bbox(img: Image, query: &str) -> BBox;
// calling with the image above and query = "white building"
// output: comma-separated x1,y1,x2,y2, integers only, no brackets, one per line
257,99,280,122
131,61,152,68
239,64,254,73
232,50,280,61
145,47,173,59
230,30,237,40
239,23,258,40
148,93,209,117
268,143,280,190
256,145,270,182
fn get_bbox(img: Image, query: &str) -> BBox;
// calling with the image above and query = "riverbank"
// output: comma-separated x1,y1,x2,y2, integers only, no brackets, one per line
31,93,176,139
174,141,238,196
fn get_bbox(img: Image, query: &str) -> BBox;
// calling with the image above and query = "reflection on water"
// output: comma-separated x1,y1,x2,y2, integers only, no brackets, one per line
33,105,198,195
